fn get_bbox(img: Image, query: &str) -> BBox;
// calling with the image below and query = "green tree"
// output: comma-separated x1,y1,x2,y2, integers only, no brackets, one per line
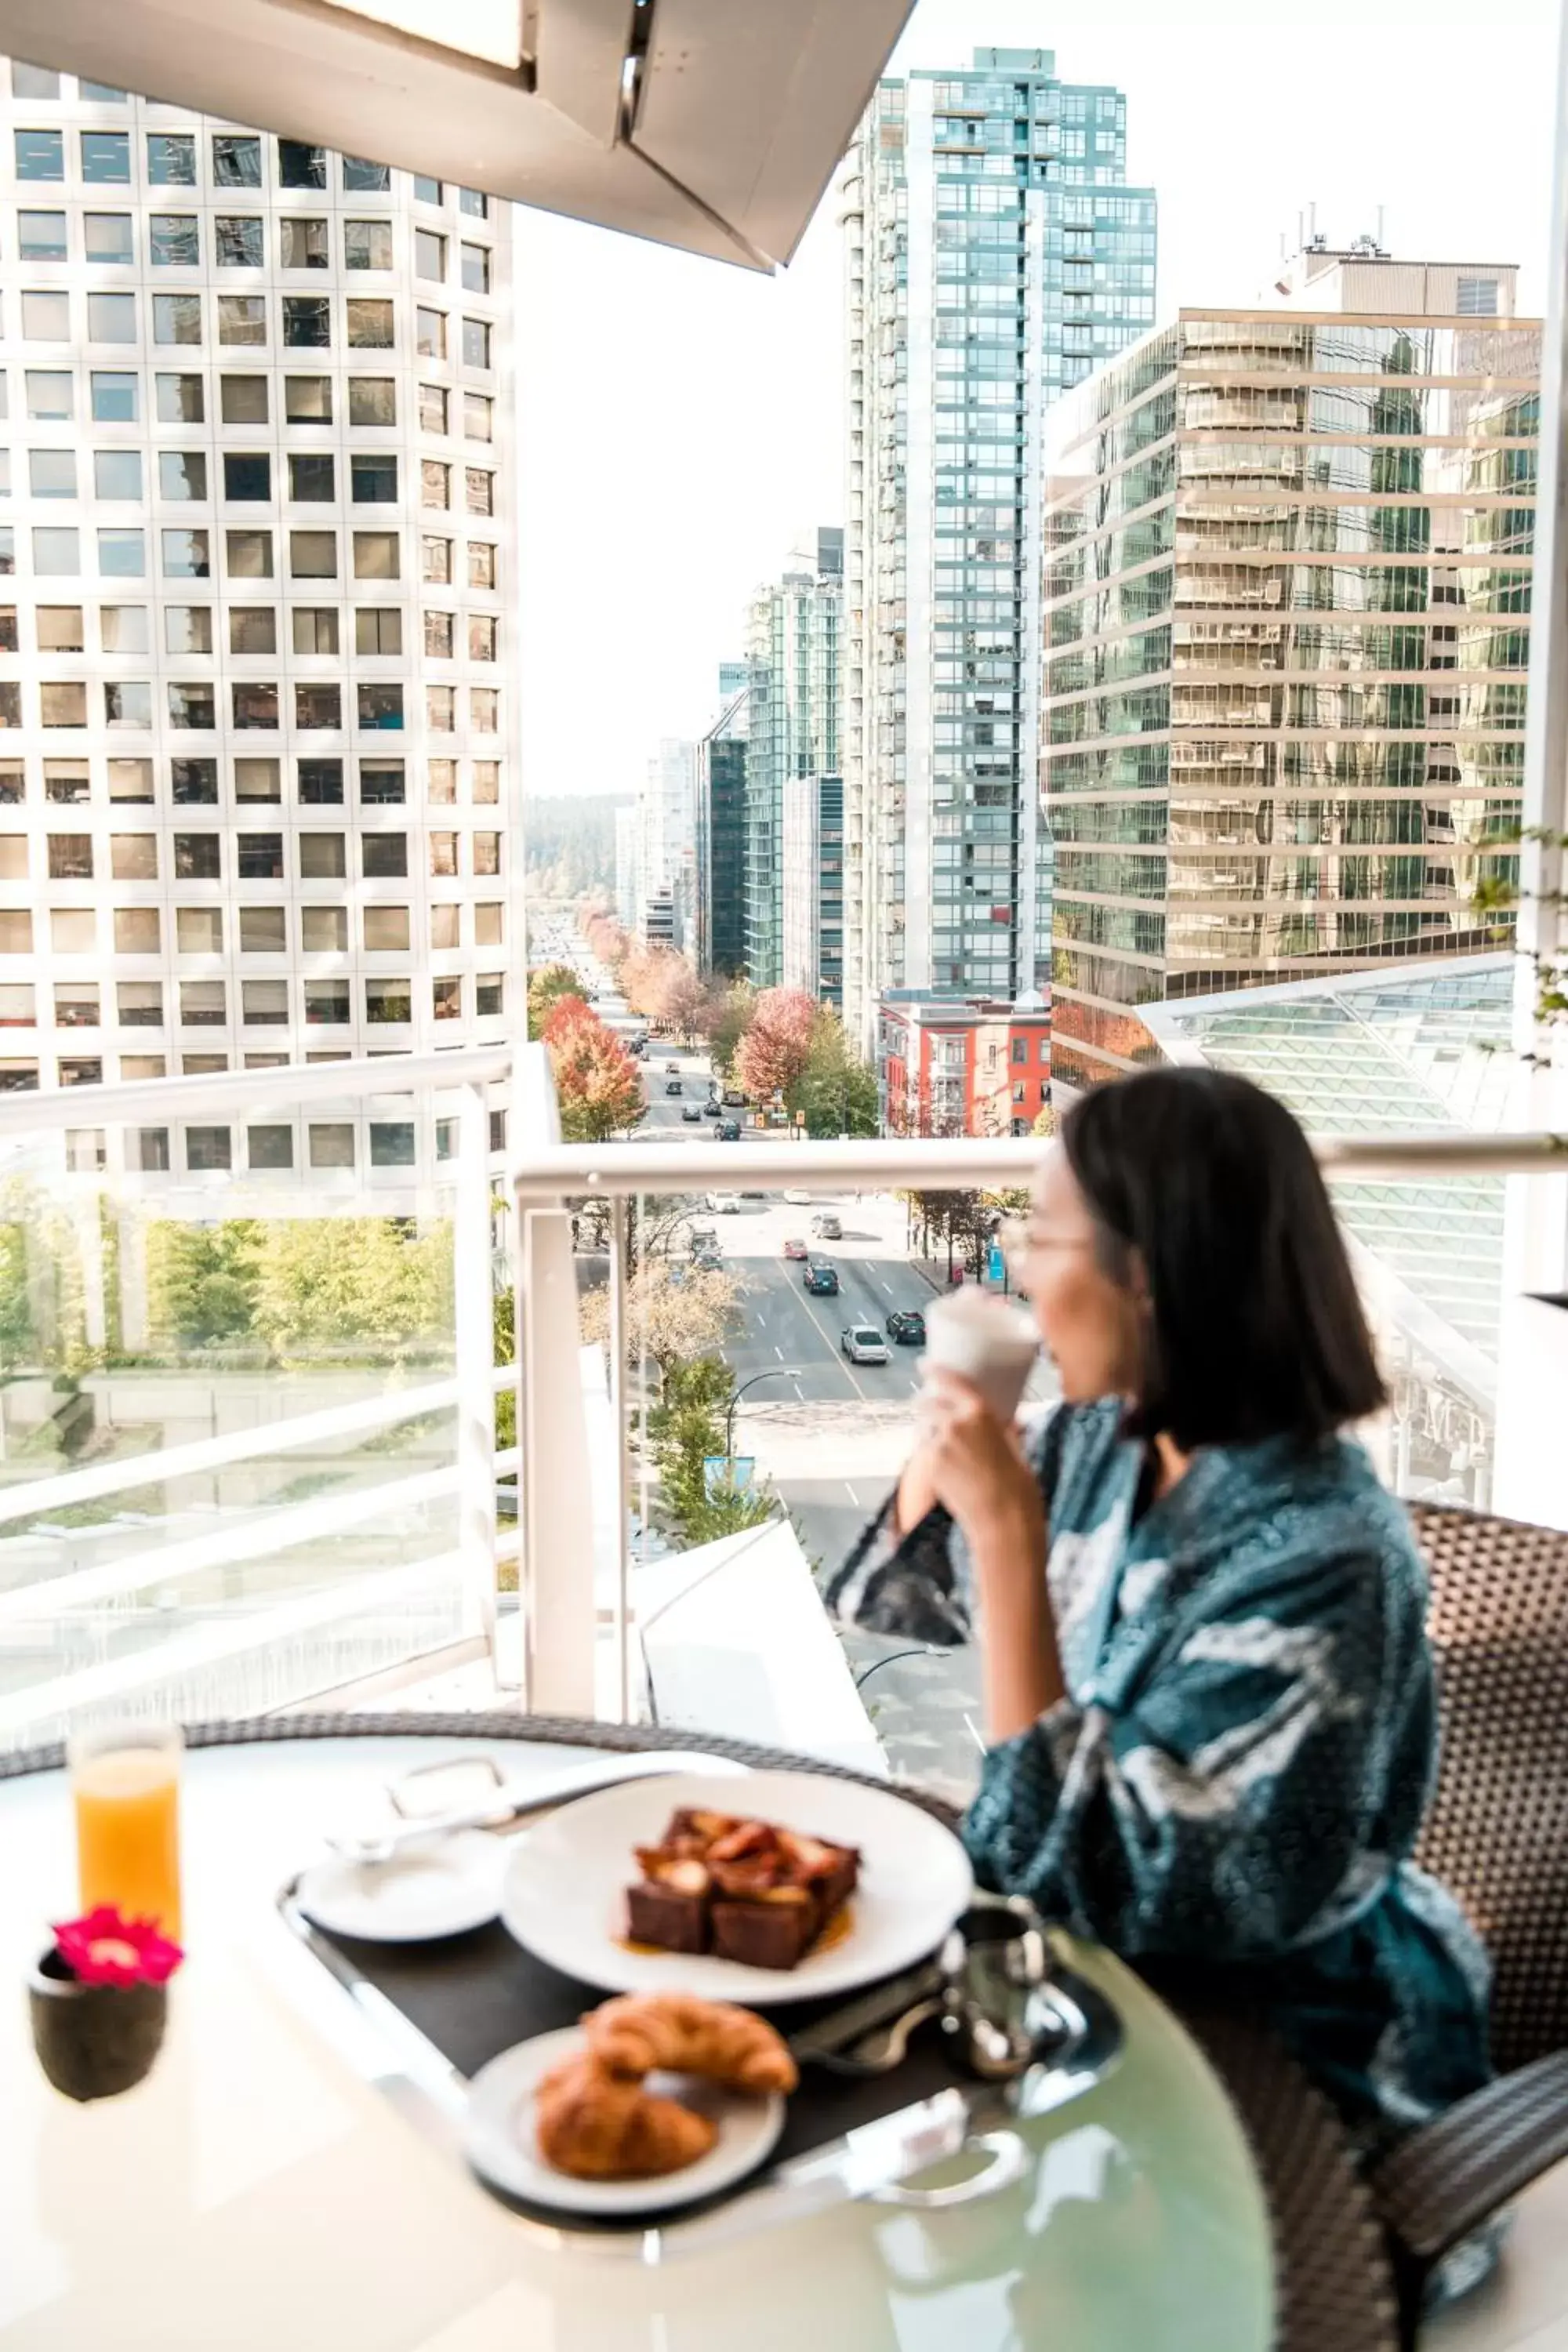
527,961,584,1040
1031,1102,1057,1141
144,1220,263,1351
648,1355,775,1545
789,1007,880,1138
705,982,757,1083
0,1219,34,1367
249,1218,453,1366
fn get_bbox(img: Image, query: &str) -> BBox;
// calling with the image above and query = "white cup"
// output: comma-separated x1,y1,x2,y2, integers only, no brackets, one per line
920,1291,1040,1423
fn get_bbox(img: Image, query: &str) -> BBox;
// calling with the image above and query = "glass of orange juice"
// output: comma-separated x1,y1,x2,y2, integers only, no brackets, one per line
69,1722,183,1944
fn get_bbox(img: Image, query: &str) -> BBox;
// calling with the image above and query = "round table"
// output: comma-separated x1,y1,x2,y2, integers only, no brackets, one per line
0,1714,1377,2352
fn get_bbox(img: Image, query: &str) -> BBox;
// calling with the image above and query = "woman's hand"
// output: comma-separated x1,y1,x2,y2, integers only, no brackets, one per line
917,1367,1045,1557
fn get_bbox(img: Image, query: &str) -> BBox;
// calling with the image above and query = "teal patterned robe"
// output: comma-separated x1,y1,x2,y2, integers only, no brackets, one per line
829,1399,1492,2147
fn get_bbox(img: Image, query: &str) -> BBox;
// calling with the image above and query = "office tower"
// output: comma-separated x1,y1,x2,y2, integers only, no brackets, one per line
613,800,638,929
1040,249,1540,1089
0,63,516,1143
841,48,1157,1052
781,771,844,1009
695,670,747,978
637,736,696,947
743,526,841,985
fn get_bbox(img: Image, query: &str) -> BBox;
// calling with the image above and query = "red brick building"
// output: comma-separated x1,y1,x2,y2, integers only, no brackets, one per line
877,989,1051,1138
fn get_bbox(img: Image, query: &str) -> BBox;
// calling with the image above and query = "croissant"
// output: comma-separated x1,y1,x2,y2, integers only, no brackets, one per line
534,2052,717,2180
583,1993,799,2096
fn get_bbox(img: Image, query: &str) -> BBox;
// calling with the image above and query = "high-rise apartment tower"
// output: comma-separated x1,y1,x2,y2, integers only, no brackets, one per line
841,48,1157,1050
743,526,840,987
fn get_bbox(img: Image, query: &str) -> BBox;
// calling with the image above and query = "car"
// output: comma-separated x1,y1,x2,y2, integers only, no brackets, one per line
886,1309,927,1346
783,1189,811,1207
681,1104,703,1123
811,1212,843,1240
702,1098,723,1118
722,1089,746,1107
717,1120,742,1142
691,1248,723,1272
842,1325,889,1366
664,1079,683,1097
666,1061,681,1074
707,1190,742,1213
782,1237,808,1261
688,1225,718,1253
804,1260,839,1296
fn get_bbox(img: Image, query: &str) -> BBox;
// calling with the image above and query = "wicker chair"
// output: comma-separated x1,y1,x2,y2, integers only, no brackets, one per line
1367,1501,1568,2342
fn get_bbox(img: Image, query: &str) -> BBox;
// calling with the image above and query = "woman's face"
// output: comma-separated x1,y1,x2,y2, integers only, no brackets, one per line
1013,1147,1143,1403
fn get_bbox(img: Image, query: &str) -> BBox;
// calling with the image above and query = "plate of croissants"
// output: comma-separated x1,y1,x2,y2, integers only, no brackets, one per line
463,1993,796,2212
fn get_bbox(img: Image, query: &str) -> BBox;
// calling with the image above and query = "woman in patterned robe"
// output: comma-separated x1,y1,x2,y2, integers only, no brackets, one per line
829,1067,1490,2154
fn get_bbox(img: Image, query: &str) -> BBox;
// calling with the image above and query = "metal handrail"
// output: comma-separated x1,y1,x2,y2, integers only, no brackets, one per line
0,1044,516,1135
511,1129,1568,1200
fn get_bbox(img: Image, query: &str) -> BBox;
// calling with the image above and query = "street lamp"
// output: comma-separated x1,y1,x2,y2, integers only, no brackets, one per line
725,1367,803,1459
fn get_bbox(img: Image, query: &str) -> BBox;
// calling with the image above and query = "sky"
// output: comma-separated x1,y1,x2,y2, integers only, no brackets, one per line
517,0,1561,804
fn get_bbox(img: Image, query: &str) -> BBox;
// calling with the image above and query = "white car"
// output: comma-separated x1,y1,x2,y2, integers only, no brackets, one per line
841,1325,889,1366
783,1189,811,1207
707,1190,742,1214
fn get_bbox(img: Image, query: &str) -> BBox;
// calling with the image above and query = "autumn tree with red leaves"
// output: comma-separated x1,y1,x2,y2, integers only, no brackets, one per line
543,995,644,1143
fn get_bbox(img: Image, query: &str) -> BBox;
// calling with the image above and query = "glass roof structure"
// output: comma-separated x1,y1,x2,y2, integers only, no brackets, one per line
1145,956,1517,1406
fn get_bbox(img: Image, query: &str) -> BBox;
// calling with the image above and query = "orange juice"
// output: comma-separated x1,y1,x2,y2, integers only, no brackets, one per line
74,1742,182,1942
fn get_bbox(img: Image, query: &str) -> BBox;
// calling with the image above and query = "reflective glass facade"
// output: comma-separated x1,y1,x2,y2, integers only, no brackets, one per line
1040,308,1540,1090
743,528,840,985
842,48,1157,1050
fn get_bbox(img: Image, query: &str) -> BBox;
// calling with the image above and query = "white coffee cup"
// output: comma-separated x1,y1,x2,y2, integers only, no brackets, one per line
920,1290,1039,1423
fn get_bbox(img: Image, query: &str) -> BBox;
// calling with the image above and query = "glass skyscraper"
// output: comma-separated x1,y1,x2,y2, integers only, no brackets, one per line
841,47,1156,1051
1040,254,1539,1089
742,527,840,985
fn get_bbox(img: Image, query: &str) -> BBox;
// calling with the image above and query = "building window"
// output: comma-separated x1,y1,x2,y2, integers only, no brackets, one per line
282,296,330,348
416,306,446,358
224,452,271,500
366,979,412,1022
229,608,277,655
459,187,488,219
1457,275,1499,317
47,834,93,880
225,530,274,579
26,368,72,418
345,219,394,270
54,981,100,1029
299,833,346,879
0,683,20,725
420,459,450,510
216,216,264,267
288,452,335,502
292,607,339,655
87,212,135,263
299,757,343,803
462,318,492,368
348,378,396,426
474,832,500,875
302,906,347,951
174,833,221,878
159,450,208,500
427,758,456,802
33,526,80,575
426,685,455,731
176,906,223,951
289,531,337,579
43,757,88,800
345,299,394,348
89,292,136,343
170,755,217,800
278,139,326,189
147,132,195,184
41,682,87,727
283,376,331,426
469,540,496,590
430,832,457,877
162,528,210,579
185,1126,232,1171
108,753,154,797
240,906,287,950
218,296,267,346
134,1125,171,1168
365,906,410,953
248,1123,293,1168
356,608,401,656
104,681,151,728
156,373,204,423
0,910,33,952
151,214,200,266
430,975,463,1022
114,909,160,956
81,130,131,183
459,241,491,294
423,611,453,658
309,1120,354,1166
37,605,82,651
362,833,407,877
16,129,64,181
169,681,216,728
151,292,201,345
419,384,449,434
19,210,67,260
360,760,405,803
165,607,212,655
238,833,284,879
234,757,281,802
181,979,226,1026
472,760,499,804
352,532,400,580
423,535,452,583
216,381,268,433
280,217,328,270
29,448,76,498
463,391,493,441
343,156,389,191
430,902,459,948
370,1123,416,1167
416,228,447,280
475,975,504,1017
470,689,498,733
295,682,342,728
304,979,349,1023
474,902,503,945
22,290,70,340
50,909,93,950
241,979,288,1025
350,454,397,503
233,684,279,731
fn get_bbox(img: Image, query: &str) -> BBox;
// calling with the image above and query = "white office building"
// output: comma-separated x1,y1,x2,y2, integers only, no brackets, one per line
0,60,518,1176
637,735,696,949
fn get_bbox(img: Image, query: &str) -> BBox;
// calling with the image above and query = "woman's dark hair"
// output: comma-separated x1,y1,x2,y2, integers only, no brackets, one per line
1059,1066,1386,1450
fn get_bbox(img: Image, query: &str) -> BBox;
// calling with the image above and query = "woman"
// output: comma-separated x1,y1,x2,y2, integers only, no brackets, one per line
829,1066,1490,2152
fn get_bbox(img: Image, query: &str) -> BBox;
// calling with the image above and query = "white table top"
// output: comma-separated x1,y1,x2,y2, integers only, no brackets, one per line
0,1729,1274,2351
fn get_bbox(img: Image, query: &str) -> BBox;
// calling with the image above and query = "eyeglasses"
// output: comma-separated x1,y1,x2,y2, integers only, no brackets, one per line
998,1214,1095,1269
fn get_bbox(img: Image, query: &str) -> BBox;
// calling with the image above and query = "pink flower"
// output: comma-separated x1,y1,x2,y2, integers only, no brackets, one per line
53,1906,183,1987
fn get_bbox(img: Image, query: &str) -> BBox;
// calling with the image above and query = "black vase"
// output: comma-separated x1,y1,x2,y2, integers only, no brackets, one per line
27,1945,168,2102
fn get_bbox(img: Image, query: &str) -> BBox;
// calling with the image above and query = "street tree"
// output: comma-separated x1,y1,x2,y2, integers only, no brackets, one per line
579,1258,741,1389
526,961,583,1040
735,986,817,1104
789,1007,880,1138
706,981,757,1083
543,995,645,1142
1032,1102,1057,1141
648,1356,775,1544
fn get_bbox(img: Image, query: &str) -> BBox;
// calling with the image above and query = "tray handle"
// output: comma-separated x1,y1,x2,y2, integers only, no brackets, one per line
869,2129,1029,2209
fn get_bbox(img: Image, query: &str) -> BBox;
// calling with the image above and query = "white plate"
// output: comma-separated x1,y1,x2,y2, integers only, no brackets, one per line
464,2026,785,2216
499,1769,972,2005
296,1831,505,1942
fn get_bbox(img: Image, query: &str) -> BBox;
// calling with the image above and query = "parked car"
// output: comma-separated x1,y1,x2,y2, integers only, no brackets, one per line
707,1190,742,1214
681,1104,703,1123
811,1212,843,1240
886,1309,927,1346
688,1225,718,1253
842,1325,889,1365
782,1237,808,1261
717,1120,742,1142
691,1248,723,1272
804,1260,840,1296
664,1079,683,1096
783,1189,811,1206
702,1098,723,1117
722,1089,746,1107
